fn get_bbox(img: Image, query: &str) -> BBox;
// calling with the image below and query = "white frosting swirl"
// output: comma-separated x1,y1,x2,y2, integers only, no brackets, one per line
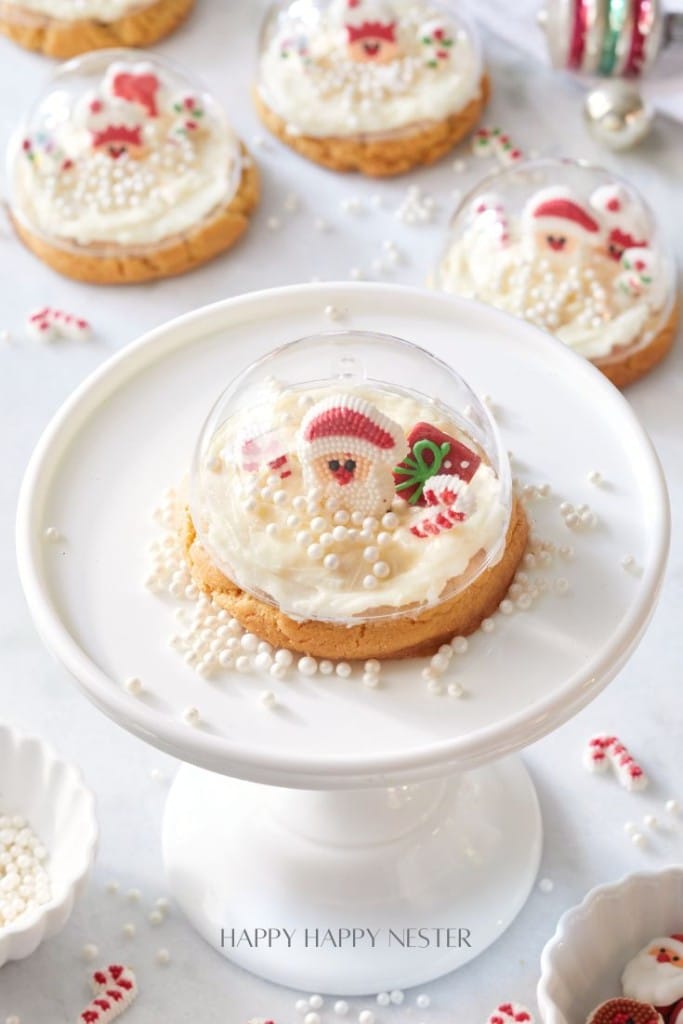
193,386,509,623
12,60,242,249
1,0,150,22
257,0,482,138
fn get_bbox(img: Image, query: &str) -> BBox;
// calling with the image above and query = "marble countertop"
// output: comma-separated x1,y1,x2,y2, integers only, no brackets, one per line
1,2,682,1021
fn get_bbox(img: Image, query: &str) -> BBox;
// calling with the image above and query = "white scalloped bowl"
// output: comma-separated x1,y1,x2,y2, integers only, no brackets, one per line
538,868,683,1024
0,723,98,967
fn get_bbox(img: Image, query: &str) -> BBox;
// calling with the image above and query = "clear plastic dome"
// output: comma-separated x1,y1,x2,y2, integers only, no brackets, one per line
436,158,677,373
256,0,483,140
7,48,242,256
191,331,512,625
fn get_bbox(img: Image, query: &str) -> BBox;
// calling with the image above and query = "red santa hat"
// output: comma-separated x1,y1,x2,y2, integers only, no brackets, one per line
299,394,405,463
523,187,600,238
343,0,396,39
590,182,649,255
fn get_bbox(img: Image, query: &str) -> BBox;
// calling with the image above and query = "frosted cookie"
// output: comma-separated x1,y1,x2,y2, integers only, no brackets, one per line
183,331,527,661
586,999,663,1024
622,936,683,1016
0,0,194,58
436,159,678,388
255,0,488,176
8,50,259,284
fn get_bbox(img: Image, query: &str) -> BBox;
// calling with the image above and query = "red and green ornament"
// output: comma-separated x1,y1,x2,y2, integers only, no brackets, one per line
393,422,481,506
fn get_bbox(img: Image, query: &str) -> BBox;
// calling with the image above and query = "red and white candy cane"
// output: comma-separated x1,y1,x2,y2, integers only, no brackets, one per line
584,734,648,791
486,1002,534,1023
79,964,138,1024
410,475,467,539
241,435,291,479
26,307,91,342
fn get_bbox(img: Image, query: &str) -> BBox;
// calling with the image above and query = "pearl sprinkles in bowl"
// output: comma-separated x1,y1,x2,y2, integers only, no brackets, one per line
538,867,683,1024
0,723,97,967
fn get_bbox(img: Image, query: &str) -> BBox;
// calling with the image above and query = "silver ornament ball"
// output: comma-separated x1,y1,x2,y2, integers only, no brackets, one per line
583,82,654,150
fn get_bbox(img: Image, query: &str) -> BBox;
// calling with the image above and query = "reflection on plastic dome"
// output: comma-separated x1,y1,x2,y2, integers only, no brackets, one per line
437,159,676,367
191,332,511,624
256,0,483,138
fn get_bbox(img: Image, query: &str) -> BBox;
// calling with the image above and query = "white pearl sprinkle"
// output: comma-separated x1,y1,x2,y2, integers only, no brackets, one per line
296,1000,309,1013
149,909,164,925
666,799,680,815
376,993,391,1007
334,1002,349,1016
44,526,61,542
298,656,318,677
631,832,646,848
363,575,378,590
416,994,431,1009
447,682,464,698
480,618,495,633
274,649,293,667
451,636,468,654
82,943,99,961
323,553,340,570
336,662,352,678
644,814,657,829
304,1014,321,1024
372,561,390,579
122,922,136,938
539,878,554,894
309,995,324,1010
182,706,200,727
588,470,602,485
358,1013,375,1024
390,990,404,1005
124,676,142,696
156,947,171,965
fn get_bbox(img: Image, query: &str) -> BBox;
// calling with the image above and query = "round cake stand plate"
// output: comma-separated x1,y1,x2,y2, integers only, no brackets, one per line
17,284,669,994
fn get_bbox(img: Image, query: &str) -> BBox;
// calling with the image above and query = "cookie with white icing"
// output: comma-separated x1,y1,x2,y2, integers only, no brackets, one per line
0,0,195,59
8,51,259,283
437,159,678,388
254,0,489,176
184,343,527,661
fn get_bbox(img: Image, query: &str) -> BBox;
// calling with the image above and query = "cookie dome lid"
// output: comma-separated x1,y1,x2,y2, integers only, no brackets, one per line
8,48,243,253
256,0,483,139
191,331,512,625
436,158,676,367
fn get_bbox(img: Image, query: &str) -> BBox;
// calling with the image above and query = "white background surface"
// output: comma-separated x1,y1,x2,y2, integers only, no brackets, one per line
0,2,682,1022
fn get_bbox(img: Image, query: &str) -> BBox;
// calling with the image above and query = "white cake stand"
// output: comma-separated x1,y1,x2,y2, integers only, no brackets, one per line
16,284,669,996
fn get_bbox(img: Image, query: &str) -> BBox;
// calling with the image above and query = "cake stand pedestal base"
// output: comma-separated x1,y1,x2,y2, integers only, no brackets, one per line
162,756,542,995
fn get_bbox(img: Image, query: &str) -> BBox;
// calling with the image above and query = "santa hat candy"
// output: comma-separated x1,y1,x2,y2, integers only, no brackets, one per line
622,937,683,1008
102,62,164,118
590,183,649,253
523,187,600,238
342,0,396,34
298,394,405,463
586,998,663,1024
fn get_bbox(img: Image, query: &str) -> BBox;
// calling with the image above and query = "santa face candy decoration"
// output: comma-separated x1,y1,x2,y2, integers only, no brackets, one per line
255,0,488,176
8,49,259,284
436,159,678,388
0,0,194,59
586,999,664,1024
186,331,526,661
622,936,683,1014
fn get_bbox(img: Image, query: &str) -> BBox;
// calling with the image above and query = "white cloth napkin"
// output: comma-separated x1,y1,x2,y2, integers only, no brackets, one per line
466,0,683,122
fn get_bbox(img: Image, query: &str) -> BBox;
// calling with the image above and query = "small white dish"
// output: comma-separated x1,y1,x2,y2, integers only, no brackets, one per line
0,723,97,967
538,867,683,1024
